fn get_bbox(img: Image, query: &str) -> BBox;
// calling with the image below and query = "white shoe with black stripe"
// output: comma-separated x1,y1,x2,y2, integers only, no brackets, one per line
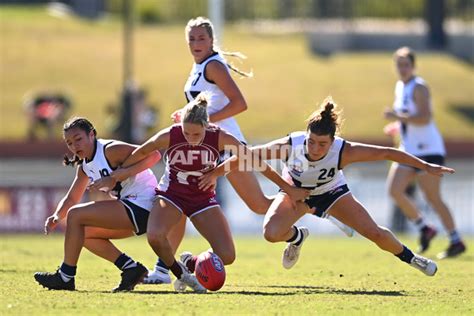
173,262,206,293
282,227,309,269
410,254,438,276
142,266,171,284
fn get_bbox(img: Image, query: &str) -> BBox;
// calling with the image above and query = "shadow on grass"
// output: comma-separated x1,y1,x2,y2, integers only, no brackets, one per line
90,285,405,297
92,290,297,296
249,285,405,296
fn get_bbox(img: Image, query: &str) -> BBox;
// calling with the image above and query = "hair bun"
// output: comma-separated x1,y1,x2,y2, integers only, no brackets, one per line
194,92,209,108
321,98,334,119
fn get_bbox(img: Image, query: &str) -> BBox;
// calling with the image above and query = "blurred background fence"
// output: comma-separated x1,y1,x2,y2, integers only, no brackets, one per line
0,1,472,234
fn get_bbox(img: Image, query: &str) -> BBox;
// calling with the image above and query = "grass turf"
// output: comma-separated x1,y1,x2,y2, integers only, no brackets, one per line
1,234,473,315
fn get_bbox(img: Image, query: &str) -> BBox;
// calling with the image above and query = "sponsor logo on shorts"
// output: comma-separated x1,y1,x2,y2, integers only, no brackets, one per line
124,194,137,200
330,187,344,195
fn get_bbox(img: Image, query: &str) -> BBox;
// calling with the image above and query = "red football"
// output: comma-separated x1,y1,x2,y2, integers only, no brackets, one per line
195,251,226,291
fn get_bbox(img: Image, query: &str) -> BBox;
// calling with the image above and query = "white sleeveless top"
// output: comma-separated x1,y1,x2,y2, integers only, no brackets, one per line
393,76,445,156
283,132,347,195
184,52,246,142
81,139,158,211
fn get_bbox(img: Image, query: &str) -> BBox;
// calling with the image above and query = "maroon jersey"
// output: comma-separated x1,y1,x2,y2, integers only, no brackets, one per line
157,124,220,200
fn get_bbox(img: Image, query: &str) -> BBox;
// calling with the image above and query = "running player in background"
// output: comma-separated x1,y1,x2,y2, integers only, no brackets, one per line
121,93,308,292
145,16,352,284
384,47,466,258
202,97,455,276
34,117,160,292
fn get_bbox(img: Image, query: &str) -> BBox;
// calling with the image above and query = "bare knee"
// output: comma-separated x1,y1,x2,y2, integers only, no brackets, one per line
217,250,236,265
362,226,385,243
147,229,167,247
66,206,83,224
263,224,282,243
247,198,270,215
424,193,443,206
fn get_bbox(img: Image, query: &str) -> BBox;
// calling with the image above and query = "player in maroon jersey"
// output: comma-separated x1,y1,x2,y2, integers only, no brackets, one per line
120,93,309,292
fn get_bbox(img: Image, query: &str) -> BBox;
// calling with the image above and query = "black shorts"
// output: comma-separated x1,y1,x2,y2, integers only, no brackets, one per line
401,155,445,173
305,185,350,218
120,200,150,235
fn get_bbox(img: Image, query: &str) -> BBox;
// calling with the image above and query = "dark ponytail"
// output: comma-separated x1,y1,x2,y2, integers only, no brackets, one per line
63,154,81,167
62,117,97,167
307,96,342,138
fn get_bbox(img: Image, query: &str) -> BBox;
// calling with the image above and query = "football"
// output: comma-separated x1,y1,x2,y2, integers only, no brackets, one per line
195,251,226,291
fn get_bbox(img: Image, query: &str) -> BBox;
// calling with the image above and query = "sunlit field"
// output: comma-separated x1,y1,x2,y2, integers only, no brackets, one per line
1,234,473,315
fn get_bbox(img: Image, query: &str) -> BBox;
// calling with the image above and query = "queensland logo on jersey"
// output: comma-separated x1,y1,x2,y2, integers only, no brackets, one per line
166,142,220,173
287,162,305,177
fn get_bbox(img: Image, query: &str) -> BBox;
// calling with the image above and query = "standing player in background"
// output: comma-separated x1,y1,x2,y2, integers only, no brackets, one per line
201,97,455,276
34,117,160,292
121,94,308,292
144,16,352,284
384,47,466,258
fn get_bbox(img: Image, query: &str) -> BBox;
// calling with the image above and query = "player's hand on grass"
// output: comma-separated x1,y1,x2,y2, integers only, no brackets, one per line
426,163,455,177
44,214,59,235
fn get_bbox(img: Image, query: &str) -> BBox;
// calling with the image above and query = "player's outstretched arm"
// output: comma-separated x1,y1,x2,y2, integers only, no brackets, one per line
45,166,89,234
249,137,309,201
340,141,455,176
88,143,161,192
121,128,170,168
199,133,309,202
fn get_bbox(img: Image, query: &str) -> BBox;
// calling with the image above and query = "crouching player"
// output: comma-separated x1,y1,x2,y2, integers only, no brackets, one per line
34,117,160,292
121,93,309,292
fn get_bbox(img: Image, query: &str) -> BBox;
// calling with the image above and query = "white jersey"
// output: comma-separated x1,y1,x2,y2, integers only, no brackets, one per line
393,76,445,156
283,132,347,195
81,139,158,211
184,52,246,142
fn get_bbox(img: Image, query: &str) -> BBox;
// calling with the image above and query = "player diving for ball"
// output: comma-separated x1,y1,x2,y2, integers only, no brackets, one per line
201,96,455,276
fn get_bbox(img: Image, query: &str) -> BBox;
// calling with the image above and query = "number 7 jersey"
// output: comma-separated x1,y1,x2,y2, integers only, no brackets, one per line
283,131,347,196
183,52,246,142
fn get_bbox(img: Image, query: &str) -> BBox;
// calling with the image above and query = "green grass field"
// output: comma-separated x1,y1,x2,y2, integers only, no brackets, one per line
1,6,473,141
1,234,472,315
